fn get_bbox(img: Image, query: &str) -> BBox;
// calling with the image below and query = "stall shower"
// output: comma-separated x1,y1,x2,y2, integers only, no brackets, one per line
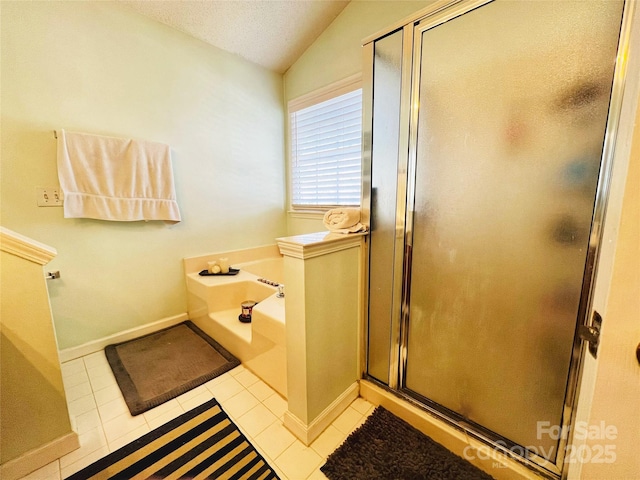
362,0,632,477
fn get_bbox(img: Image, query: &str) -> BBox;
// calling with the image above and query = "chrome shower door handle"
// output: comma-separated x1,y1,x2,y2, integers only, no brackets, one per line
578,311,603,359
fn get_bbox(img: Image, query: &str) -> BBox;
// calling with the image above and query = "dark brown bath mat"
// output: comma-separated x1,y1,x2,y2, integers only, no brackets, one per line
105,321,240,416
321,406,494,480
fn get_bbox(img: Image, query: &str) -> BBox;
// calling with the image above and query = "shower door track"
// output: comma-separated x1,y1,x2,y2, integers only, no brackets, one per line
363,0,636,478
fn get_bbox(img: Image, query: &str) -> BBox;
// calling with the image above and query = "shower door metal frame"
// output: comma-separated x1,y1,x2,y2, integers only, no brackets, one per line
362,0,636,478
361,23,416,389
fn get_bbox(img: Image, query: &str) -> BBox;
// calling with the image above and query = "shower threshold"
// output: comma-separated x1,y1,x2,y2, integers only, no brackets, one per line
360,377,561,480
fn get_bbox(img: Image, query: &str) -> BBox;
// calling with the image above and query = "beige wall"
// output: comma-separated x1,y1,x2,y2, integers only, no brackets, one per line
1,1,286,349
1,235,76,466
284,0,432,235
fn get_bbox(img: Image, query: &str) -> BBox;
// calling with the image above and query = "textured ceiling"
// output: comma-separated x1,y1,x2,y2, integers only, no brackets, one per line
119,0,350,73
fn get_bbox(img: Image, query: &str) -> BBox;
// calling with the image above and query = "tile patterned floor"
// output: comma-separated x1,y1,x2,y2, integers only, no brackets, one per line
20,351,374,480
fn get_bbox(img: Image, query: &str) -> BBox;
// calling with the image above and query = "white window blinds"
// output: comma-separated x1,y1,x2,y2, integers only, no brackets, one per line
290,88,362,208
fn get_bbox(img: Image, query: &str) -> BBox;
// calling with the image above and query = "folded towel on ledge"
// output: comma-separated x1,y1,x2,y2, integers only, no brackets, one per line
323,208,368,233
57,129,181,223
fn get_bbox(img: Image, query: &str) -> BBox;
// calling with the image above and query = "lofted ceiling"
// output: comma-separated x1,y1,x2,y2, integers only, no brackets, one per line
118,0,351,74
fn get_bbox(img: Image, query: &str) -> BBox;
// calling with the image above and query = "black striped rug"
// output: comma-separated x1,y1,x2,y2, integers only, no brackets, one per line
66,399,279,480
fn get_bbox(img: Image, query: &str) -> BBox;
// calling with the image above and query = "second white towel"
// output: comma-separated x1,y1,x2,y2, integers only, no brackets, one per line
323,208,368,233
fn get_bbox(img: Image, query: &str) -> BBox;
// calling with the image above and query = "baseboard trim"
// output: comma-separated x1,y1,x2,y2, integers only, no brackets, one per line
58,313,189,362
1,431,79,480
284,381,359,445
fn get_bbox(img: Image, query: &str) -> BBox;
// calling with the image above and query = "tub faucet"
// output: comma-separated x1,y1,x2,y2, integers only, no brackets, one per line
277,284,285,298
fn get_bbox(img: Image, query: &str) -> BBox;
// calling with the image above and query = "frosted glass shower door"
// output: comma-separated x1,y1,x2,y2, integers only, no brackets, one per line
403,0,623,461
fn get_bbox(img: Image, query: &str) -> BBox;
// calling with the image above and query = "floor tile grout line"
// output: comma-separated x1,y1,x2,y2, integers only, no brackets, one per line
43,355,373,480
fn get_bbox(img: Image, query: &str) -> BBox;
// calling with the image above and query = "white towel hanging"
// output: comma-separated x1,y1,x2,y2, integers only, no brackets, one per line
56,129,181,223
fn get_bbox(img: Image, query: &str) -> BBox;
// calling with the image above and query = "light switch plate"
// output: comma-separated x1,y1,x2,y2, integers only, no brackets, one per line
37,187,63,206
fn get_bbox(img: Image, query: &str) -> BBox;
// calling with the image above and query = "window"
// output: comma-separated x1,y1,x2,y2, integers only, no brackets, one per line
289,77,362,209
